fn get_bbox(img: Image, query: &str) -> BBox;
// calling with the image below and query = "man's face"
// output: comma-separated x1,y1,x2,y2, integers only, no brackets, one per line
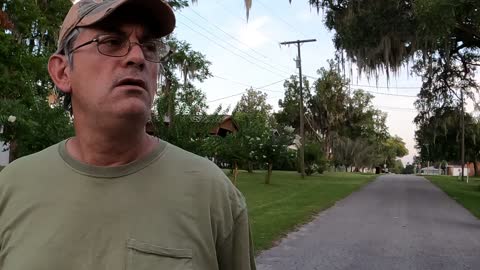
68,22,160,121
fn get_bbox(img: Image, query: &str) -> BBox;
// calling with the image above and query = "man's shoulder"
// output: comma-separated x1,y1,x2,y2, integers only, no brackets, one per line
0,143,61,181
162,143,222,172
161,142,245,205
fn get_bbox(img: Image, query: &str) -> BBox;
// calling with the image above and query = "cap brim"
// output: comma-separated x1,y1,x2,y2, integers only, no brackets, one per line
77,0,175,38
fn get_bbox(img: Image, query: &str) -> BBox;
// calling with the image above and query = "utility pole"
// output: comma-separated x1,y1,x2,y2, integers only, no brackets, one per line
280,39,316,178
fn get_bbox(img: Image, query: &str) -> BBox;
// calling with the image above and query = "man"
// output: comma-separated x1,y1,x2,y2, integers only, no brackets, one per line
0,0,256,269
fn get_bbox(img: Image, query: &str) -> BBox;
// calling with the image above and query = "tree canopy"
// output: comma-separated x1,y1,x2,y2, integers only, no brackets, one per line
0,0,74,160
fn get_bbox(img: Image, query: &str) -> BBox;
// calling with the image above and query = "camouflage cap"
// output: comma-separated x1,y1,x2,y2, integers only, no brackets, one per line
58,0,175,48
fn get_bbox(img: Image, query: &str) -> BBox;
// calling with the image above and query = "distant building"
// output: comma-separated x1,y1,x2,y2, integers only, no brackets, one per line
447,165,471,176
0,143,8,166
146,115,239,137
420,166,441,175
0,125,9,166
207,115,239,137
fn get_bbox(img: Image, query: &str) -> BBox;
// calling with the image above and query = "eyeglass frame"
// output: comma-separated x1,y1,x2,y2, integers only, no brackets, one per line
69,34,170,63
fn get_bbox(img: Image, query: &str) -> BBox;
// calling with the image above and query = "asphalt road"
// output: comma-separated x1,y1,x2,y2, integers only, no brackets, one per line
255,175,480,270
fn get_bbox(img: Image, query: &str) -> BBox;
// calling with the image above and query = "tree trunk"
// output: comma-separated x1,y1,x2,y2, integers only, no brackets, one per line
325,130,331,159
474,159,478,177
297,155,301,173
232,161,239,186
8,140,17,163
265,162,273,184
247,161,253,173
164,78,174,129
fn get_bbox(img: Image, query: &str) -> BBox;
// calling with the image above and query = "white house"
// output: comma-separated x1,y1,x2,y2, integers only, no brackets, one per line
0,142,8,166
0,125,10,166
448,166,469,176
420,166,441,175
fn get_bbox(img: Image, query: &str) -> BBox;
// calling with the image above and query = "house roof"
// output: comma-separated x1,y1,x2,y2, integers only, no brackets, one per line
421,166,440,170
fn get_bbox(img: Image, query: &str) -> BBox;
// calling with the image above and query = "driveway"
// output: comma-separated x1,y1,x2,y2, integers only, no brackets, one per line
255,175,480,270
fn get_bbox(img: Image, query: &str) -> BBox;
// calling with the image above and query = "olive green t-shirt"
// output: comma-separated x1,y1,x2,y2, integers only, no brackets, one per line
0,139,256,270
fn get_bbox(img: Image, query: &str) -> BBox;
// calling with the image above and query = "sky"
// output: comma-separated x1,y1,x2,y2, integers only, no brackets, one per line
173,0,425,165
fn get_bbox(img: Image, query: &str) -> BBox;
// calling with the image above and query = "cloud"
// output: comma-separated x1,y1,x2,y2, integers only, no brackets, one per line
296,10,315,22
237,16,271,49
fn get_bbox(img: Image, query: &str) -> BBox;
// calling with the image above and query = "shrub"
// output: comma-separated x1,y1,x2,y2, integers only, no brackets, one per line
304,142,328,175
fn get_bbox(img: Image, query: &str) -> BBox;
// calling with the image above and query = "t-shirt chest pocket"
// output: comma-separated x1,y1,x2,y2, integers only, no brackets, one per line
126,239,193,270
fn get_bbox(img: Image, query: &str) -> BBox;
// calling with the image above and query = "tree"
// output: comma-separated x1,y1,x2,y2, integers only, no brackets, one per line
304,140,328,175
199,0,479,73
342,90,379,139
175,83,209,115
256,126,295,184
0,101,74,161
309,0,480,78
205,132,249,185
152,34,218,156
392,159,404,174
309,61,349,156
160,37,212,129
309,0,480,179
276,75,311,132
382,135,409,169
403,163,415,174
0,0,74,161
234,88,273,117
414,106,480,174
304,61,393,170
233,88,273,172
333,136,376,172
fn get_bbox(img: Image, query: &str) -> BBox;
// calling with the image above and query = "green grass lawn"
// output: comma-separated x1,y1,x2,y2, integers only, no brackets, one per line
231,170,376,252
425,175,480,219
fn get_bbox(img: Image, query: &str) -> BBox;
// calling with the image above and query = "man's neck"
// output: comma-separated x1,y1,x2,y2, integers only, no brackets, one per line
67,122,156,167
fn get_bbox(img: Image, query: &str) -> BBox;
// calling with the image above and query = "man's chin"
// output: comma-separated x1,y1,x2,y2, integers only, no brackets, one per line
112,102,151,119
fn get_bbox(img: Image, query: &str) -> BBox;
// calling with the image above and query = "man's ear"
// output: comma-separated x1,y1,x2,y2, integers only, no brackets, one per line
48,54,72,94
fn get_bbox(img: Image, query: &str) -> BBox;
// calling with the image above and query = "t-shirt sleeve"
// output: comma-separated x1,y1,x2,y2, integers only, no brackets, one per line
217,208,256,270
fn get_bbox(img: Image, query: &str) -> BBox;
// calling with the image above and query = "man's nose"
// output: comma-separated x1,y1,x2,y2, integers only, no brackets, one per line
124,42,146,68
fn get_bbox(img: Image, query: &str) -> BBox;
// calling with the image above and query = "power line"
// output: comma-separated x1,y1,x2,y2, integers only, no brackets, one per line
212,0,286,46
212,74,286,90
213,0,247,22
304,76,419,97
212,75,252,88
206,80,417,110
207,91,247,103
256,0,310,39
351,84,420,90
177,13,293,77
306,75,420,90
188,7,297,74
256,78,287,89
176,20,288,78
375,105,417,112
177,21,287,78
207,78,287,103
361,90,417,98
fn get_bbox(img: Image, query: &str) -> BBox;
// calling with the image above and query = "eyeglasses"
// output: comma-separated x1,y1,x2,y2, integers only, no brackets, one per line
70,34,170,63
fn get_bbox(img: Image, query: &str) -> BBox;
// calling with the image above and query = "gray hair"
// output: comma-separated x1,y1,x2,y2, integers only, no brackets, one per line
55,28,82,114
